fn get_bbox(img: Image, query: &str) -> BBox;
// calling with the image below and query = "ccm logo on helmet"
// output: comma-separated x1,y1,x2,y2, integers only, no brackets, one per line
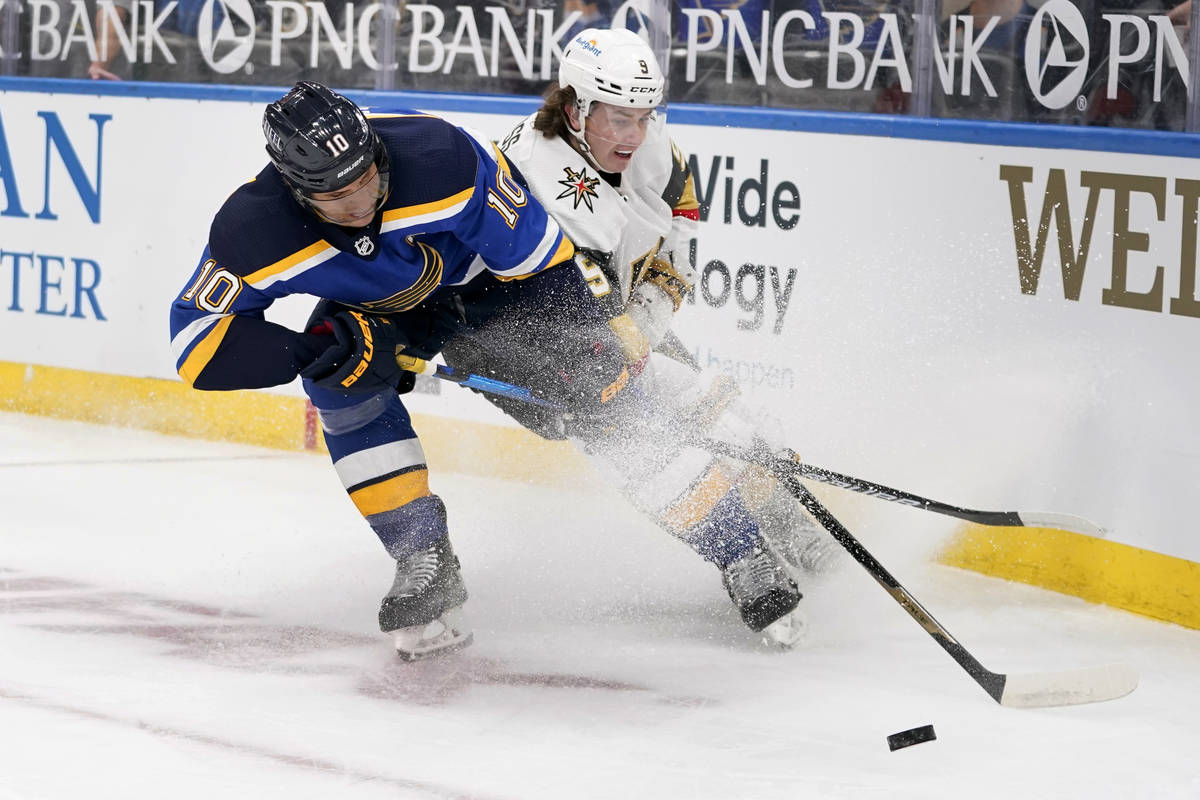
629,87,657,93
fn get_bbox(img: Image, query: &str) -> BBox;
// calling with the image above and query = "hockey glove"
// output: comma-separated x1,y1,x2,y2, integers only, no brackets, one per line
300,310,415,394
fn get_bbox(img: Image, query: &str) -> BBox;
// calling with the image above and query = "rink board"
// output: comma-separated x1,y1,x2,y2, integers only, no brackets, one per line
0,79,1198,628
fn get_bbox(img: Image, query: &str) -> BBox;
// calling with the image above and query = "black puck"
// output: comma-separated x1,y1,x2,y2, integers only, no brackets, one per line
887,724,936,751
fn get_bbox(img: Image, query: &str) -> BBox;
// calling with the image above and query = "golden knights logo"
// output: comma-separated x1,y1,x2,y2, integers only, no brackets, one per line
556,166,600,212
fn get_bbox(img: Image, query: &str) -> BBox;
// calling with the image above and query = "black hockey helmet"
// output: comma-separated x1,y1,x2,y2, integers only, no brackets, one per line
263,81,382,195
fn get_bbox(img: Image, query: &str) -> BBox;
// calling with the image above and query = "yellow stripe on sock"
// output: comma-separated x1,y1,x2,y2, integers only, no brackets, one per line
661,466,732,533
349,469,432,517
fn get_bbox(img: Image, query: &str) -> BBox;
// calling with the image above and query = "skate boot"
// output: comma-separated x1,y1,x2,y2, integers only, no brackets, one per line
757,489,840,577
721,546,805,648
379,535,472,661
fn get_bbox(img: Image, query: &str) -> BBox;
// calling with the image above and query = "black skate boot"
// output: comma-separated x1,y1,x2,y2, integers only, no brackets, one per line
721,545,804,648
757,489,840,577
379,534,472,660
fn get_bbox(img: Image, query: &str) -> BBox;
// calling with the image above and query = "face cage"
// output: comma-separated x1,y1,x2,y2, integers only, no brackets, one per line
291,143,392,225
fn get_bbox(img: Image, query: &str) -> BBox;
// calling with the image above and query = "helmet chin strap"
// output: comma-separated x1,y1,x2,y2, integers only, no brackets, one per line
565,101,606,173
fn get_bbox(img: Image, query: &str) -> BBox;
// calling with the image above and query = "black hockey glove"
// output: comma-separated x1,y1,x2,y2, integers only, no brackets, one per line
543,325,642,440
299,310,415,395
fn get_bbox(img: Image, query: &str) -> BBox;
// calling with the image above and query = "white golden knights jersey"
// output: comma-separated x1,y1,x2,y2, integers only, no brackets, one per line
169,111,573,391
497,111,699,350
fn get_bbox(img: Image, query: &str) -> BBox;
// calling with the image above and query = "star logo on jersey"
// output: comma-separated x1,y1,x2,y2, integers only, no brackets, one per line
556,166,600,213
354,235,375,256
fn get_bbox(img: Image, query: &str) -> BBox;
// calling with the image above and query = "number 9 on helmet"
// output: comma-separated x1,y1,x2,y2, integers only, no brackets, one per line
558,28,665,117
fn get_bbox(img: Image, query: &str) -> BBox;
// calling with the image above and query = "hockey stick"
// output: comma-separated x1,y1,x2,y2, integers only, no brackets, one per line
400,355,1107,539
730,442,1137,707
699,439,1108,538
398,355,560,409
398,358,1137,706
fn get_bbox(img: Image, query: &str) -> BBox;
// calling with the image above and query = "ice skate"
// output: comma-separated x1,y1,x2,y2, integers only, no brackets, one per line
379,535,472,660
761,604,806,649
721,545,803,643
390,605,473,661
758,491,840,577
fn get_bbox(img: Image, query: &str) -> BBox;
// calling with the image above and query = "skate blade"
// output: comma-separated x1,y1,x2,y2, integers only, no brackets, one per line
761,608,806,650
392,607,473,661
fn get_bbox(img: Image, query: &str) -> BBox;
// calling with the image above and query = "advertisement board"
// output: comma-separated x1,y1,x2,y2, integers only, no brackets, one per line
1,82,1197,575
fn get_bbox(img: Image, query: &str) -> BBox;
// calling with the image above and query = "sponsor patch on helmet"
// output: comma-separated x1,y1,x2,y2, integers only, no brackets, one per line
575,37,602,56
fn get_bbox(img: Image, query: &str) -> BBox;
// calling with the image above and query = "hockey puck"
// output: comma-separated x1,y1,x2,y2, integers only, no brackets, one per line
886,724,936,751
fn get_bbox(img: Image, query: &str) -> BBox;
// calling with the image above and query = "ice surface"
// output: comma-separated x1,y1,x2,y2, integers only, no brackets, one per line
1,411,1197,799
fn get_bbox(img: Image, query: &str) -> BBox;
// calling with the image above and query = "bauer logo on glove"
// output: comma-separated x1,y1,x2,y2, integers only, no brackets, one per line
342,311,379,389
300,310,413,394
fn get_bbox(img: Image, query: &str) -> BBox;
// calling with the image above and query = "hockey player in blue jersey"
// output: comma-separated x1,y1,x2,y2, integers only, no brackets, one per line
169,82,632,660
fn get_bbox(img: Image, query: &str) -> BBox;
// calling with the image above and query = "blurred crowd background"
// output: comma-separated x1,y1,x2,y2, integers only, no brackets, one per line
1,0,1193,130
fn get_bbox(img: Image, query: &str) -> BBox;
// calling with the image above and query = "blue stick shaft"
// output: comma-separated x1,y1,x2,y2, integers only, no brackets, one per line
431,364,563,409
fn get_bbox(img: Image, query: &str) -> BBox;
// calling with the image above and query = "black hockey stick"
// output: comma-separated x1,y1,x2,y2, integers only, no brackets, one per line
399,354,1107,538
398,358,1138,706
731,442,1137,707
699,439,1108,538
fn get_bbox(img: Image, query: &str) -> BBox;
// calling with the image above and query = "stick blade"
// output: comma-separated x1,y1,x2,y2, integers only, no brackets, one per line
1016,512,1109,538
999,663,1138,708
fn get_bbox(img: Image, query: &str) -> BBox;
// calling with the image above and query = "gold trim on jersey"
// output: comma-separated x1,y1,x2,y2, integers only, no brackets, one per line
380,187,474,232
491,145,530,209
178,315,234,387
243,239,337,289
549,233,575,266
492,235,575,281
358,241,445,312
676,174,700,214
671,142,700,214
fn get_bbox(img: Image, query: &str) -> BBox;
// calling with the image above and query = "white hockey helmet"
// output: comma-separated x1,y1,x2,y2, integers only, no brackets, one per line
558,28,664,115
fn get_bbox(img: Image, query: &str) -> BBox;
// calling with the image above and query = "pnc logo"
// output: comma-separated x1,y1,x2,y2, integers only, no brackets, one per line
198,0,256,75
1023,0,1090,110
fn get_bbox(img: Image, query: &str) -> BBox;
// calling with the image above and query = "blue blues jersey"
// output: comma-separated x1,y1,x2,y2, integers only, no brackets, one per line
169,111,574,390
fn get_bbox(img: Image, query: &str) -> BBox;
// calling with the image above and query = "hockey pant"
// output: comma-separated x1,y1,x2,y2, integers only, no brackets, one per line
578,351,803,568
443,326,793,568
305,264,630,562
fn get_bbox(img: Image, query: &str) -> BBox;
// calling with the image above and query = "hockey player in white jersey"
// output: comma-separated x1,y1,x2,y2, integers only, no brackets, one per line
443,28,838,648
